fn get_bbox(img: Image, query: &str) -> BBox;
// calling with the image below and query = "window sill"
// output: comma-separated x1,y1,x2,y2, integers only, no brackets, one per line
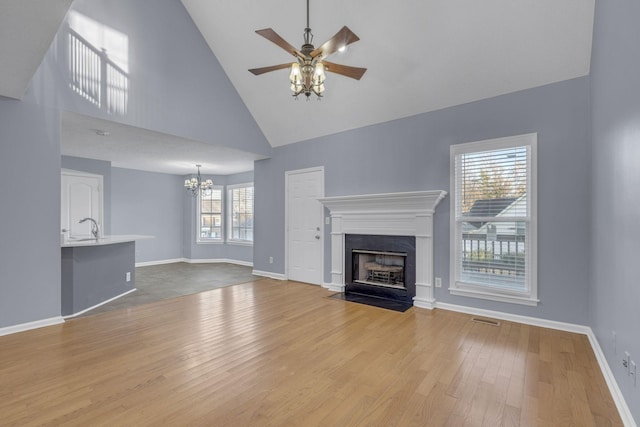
227,240,253,247
449,284,539,306
196,240,224,245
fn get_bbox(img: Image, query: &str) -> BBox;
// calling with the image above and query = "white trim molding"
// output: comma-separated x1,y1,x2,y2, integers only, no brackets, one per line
136,258,187,267
0,316,65,337
436,302,637,427
450,133,538,306
319,190,447,308
136,258,253,268
186,258,253,267
586,330,637,427
63,288,137,319
252,270,287,280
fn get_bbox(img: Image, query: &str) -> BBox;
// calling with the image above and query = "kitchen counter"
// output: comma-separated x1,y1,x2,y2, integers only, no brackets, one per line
61,235,153,316
61,234,153,247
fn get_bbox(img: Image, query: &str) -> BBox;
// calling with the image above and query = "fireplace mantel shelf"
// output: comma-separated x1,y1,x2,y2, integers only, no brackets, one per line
319,190,447,310
317,190,447,214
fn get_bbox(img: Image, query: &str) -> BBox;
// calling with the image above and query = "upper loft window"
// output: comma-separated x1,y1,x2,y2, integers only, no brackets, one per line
449,133,538,306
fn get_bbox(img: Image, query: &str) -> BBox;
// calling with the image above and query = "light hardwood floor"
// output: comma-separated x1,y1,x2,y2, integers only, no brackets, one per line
0,279,622,426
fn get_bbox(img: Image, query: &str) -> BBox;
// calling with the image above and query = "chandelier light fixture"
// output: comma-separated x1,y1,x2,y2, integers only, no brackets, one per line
184,164,213,197
249,0,366,100
288,23,326,98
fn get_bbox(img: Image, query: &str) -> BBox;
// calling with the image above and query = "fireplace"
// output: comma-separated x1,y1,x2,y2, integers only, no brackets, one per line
318,191,447,309
353,250,405,288
345,234,416,304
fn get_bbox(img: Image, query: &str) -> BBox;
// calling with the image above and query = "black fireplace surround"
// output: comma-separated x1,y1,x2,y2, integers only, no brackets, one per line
344,234,416,304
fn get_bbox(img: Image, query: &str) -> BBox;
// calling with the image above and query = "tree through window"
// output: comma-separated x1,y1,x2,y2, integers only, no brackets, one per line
450,134,538,306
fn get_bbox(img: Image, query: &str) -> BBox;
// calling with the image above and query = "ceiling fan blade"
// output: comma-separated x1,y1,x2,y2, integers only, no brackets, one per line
249,63,293,76
323,61,367,80
255,28,304,59
310,26,360,59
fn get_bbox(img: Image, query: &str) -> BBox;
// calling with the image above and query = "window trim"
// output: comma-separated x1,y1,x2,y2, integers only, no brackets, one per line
196,184,224,244
227,182,254,245
449,133,538,306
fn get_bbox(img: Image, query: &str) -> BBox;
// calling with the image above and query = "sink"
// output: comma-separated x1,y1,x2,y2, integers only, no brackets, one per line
67,237,98,242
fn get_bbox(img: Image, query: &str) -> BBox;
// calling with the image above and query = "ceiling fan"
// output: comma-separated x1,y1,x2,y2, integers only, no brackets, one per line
248,0,366,99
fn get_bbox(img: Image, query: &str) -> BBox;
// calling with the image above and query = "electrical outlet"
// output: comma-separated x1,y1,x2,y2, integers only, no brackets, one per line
325,217,330,225
269,256,273,264
435,277,442,288
126,272,131,282
631,361,637,386
624,351,631,373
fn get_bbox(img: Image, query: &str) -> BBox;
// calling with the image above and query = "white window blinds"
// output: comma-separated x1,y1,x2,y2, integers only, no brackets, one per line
229,184,254,242
198,187,223,241
450,134,537,305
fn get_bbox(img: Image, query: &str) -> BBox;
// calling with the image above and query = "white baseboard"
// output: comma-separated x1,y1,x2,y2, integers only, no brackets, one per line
136,258,186,267
252,270,286,280
435,302,590,334
136,258,253,268
0,316,65,337
586,329,637,427
186,258,253,267
323,282,345,292
63,288,137,319
413,296,436,310
435,302,636,427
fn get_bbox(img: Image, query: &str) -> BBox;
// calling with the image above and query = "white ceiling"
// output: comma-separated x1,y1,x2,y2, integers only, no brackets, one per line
61,112,267,176
182,0,595,147
1,0,596,175
0,0,73,100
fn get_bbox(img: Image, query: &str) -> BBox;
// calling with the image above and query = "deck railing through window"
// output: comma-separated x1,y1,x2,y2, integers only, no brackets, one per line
461,233,525,277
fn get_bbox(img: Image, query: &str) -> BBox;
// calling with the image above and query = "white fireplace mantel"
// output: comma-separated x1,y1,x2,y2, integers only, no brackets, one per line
318,190,447,310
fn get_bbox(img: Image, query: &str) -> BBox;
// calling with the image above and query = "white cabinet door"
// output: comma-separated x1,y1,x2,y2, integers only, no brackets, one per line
61,171,103,238
286,167,324,285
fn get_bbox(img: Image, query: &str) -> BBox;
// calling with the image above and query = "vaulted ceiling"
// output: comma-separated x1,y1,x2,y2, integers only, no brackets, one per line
0,0,595,172
182,0,595,147
0,0,73,99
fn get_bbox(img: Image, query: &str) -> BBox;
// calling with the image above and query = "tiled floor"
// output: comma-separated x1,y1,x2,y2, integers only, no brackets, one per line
78,262,260,317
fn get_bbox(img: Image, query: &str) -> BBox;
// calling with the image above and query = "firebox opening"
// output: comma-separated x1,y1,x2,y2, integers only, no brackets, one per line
352,250,407,290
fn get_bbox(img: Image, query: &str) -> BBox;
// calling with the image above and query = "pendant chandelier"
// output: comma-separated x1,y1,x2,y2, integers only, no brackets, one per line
184,164,213,197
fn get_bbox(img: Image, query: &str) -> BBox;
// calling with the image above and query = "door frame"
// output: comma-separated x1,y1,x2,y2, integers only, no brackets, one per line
61,169,104,237
284,166,325,285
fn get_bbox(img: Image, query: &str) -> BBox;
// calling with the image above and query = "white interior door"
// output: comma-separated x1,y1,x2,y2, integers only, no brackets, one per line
61,170,103,238
286,167,324,285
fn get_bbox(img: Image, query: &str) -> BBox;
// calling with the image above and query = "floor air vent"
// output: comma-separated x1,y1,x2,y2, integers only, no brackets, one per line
471,317,501,327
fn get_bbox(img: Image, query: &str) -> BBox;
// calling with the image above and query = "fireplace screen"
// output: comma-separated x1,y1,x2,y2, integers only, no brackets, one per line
352,249,406,289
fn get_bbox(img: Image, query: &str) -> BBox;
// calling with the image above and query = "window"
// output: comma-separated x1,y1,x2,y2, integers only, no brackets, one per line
450,133,538,306
197,186,223,242
228,183,254,243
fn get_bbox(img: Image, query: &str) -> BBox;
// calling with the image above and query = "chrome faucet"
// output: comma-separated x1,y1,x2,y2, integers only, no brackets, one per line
79,217,100,239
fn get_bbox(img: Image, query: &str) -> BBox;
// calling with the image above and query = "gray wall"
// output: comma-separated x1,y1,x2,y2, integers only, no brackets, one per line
61,242,135,315
54,165,254,265
61,155,112,234
183,171,254,264
0,0,264,328
26,0,271,158
111,168,184,263
590,0,640,421
0,100,62,328
255,76,591,325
